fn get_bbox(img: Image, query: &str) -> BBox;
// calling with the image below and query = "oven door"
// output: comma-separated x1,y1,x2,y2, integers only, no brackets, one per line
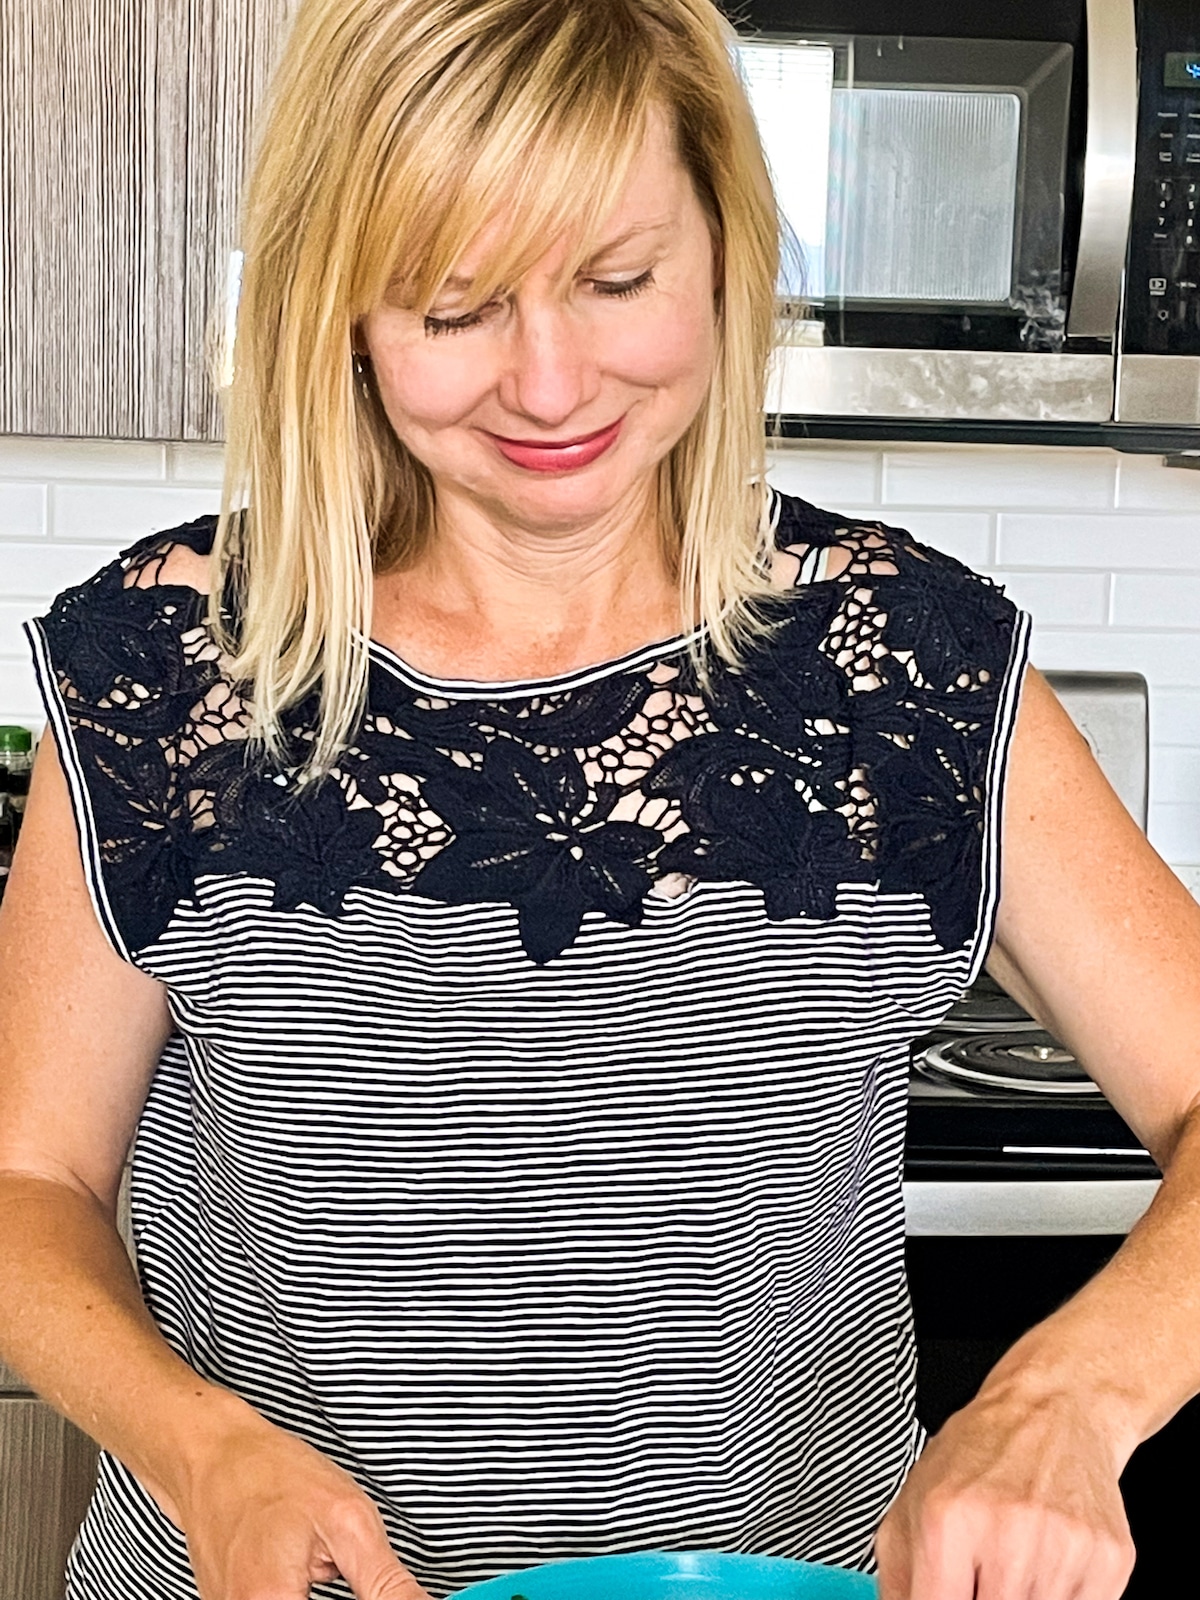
730,0,1136,423
907,1228,1198,1600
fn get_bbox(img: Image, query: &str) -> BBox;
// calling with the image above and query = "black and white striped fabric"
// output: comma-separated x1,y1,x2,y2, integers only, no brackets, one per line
28,492,1030,1599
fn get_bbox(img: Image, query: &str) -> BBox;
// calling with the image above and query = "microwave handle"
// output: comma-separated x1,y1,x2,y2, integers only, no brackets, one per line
1066,0,1138,341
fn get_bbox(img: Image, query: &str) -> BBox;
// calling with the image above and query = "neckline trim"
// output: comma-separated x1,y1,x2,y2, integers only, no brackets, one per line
367,621,707,700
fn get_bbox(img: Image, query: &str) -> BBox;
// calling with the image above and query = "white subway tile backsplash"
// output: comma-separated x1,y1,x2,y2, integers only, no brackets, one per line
0,658,44,727
999,513,1200,570
0,481,47,540
0,438,166,480
882,447,1116,509
1116,454,1200,510
167,443,226,485
1111,573,1200,630
1154,688,1200,745
0,599,49,657
52,484,221,543
992,570,1109,628
882,509,993,567
1031,629,1200,685
1154,746,1200,804
2,541,124,596
766,446,880,508
1149,802,1200,864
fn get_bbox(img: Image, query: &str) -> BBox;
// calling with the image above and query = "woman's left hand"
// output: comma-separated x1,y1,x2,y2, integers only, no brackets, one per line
875,1377,1137,1600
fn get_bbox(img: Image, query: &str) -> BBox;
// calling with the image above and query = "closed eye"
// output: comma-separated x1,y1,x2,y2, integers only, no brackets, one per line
422,268,656,336
423,300,502,337
590,267,655,300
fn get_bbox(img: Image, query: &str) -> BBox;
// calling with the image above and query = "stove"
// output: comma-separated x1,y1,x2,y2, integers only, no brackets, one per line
907,990,1158,1185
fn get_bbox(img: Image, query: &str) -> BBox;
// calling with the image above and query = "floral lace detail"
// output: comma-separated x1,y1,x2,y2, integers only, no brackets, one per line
34,497,1025,964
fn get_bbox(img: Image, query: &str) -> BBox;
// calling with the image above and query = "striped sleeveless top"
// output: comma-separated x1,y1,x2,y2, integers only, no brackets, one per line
28,490,1030,1600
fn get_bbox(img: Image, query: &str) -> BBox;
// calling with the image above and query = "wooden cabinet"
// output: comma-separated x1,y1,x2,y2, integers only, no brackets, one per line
0,1401,98,1600
1,0,292,441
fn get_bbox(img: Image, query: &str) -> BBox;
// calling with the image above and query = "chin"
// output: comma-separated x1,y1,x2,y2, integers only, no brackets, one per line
487,468,648,530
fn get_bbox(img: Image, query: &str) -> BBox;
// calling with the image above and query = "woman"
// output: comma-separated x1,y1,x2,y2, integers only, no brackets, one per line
1,2,1199,1598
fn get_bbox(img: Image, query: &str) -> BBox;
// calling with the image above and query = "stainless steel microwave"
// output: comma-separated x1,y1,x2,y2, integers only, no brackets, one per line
731,0,1200,445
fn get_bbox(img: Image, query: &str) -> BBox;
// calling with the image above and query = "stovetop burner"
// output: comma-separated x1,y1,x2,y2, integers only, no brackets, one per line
917,1030,1101,1096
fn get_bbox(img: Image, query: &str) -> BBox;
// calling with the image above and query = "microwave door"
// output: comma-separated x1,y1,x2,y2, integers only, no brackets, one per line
738,2,1133,426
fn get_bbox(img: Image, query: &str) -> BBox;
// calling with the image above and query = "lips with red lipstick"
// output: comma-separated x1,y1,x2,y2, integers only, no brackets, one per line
485,417,622,473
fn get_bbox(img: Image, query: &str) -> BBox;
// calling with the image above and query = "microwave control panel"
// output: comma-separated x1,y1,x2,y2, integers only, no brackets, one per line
1126,5,1200,354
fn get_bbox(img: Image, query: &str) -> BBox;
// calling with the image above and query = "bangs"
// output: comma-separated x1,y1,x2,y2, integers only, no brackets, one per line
353,3,669,316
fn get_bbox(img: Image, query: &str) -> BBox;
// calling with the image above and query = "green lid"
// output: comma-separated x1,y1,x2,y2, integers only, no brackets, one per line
0,726,32,753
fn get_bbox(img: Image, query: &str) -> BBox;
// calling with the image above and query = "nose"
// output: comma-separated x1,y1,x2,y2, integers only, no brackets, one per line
497,297,601,430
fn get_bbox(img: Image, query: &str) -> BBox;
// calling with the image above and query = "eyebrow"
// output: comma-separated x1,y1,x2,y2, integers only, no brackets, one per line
584,218,675,261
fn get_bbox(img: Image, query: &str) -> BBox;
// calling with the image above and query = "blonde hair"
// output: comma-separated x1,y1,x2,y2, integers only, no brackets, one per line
214,0,781,776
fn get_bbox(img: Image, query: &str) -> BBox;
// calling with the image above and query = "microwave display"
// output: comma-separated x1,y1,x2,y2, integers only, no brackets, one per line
1163,52,1200,88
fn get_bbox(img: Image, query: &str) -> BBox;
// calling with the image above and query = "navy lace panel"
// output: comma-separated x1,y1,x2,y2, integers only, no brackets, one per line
33,498,1025,964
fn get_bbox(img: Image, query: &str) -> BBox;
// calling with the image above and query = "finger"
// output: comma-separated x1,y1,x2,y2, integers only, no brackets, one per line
972,1505,1050,1600
1020,1516,1103,1600
324,1499,432,1600
907,1492,983,1600
1013,1506,1135,1600
1069,1529,1136,1600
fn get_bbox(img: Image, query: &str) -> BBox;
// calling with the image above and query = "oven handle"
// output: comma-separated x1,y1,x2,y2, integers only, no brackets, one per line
1066,0,1138,341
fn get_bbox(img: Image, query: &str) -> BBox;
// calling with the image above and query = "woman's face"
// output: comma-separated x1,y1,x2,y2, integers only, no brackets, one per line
359,107,718,541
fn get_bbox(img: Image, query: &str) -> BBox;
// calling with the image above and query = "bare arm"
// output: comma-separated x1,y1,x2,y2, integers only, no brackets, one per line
879,667,1200,1600
0,734,426,1600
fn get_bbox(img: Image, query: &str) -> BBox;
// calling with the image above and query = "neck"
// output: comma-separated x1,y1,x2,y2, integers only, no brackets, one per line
372,479,686,680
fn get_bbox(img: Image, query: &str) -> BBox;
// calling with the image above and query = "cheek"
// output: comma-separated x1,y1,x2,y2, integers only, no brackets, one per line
612,294,716,402
373,338,498,436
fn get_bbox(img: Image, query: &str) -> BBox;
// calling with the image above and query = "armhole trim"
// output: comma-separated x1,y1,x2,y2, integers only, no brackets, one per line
966,607,1033,985
24,618,134,966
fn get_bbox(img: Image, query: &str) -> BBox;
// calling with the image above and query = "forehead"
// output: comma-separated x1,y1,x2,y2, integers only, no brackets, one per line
460,119,690,274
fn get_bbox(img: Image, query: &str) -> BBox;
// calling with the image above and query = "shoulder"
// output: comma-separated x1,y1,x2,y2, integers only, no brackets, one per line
55,512,218,608
30,513,228,728
26,514,245,960
34,514,221,675
121,516,217,594
746,490,1033,955
769,487,1008,604
765,488,1023,680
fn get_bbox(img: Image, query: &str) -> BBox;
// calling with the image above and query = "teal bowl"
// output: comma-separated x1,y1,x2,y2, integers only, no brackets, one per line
450,1551,877,1600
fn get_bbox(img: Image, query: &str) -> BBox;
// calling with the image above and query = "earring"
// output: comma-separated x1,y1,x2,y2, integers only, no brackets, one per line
352,351,371,393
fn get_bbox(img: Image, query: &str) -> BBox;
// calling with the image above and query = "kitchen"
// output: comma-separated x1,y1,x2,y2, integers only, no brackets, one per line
2,1,1200,1599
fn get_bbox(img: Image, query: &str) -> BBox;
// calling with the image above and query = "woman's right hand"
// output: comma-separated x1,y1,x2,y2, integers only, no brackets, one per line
175,1403,431,1600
